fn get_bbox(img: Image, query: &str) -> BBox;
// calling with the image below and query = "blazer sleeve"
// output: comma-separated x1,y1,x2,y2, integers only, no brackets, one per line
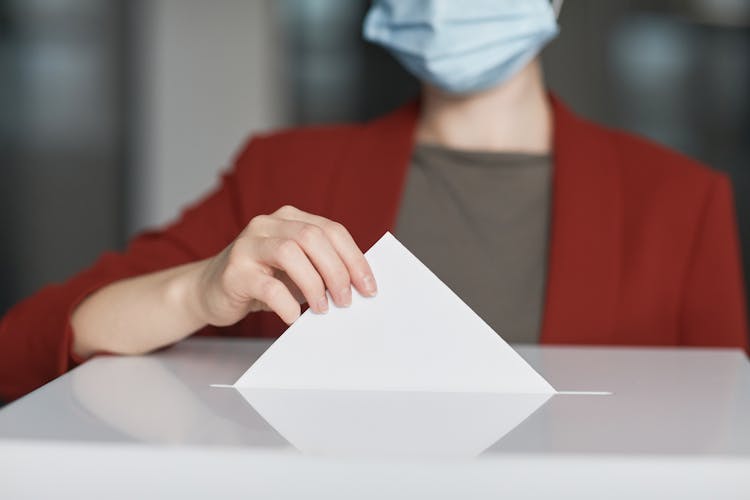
679,174,749,350
0,141,258,402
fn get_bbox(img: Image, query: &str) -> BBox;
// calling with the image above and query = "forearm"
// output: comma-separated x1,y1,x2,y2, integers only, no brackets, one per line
71,260,208,358
69,206,378,361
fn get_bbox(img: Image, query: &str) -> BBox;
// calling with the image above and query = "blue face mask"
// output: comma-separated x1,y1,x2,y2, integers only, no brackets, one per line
363,0,560,95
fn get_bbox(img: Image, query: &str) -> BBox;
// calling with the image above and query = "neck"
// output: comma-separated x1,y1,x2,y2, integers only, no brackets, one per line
416,59,552,154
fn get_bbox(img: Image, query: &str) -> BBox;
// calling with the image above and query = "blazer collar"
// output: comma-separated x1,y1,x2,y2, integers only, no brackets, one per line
331,95,622,344
541,96,622,344
328,101,419,250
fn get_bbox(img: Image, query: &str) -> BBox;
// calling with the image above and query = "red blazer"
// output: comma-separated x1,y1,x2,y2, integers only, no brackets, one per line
1,96,747,401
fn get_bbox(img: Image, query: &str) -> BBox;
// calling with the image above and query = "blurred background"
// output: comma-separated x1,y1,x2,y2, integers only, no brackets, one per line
0,0,749,316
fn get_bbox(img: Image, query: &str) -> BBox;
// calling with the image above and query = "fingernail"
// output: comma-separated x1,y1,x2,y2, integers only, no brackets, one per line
363,275,378,296
339,287,352,307
316,296,329,313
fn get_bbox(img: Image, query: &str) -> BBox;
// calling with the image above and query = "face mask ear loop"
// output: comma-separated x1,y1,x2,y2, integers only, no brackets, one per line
552,0,564,18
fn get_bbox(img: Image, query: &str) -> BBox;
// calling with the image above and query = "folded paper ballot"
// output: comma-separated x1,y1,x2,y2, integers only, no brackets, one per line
233,232,555,394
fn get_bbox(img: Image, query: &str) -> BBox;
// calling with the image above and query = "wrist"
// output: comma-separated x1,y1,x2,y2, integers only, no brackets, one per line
164,260,210,331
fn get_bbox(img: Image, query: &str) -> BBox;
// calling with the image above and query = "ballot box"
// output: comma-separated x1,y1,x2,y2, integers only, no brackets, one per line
0,338,748,499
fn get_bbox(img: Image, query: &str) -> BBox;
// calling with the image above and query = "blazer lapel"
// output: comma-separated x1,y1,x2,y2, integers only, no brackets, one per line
539,96,623,344
328,102,419,251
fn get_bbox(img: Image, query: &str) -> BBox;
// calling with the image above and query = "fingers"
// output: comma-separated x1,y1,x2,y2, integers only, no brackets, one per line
272,205,378,298
245,273,301,325
224,206,377,326
266,221,354,307
253,237,330,313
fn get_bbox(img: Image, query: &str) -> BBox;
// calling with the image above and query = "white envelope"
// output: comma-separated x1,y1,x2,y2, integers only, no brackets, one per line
234,232,556,394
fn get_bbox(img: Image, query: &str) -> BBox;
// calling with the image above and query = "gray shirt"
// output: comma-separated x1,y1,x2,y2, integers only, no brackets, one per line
394,144,552,344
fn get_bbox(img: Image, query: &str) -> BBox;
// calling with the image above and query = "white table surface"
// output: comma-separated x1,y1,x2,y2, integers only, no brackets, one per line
1,338,749,499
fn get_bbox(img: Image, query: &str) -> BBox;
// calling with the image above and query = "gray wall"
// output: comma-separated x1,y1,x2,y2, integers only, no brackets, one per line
128,0,288,234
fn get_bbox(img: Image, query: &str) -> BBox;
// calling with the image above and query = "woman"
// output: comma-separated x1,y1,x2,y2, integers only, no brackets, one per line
1,0,747,401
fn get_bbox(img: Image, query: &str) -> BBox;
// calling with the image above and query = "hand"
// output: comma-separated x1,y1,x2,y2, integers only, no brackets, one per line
192,205,377,326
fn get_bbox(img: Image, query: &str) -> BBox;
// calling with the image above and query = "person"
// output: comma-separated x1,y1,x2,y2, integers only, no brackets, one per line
0,0,747,402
